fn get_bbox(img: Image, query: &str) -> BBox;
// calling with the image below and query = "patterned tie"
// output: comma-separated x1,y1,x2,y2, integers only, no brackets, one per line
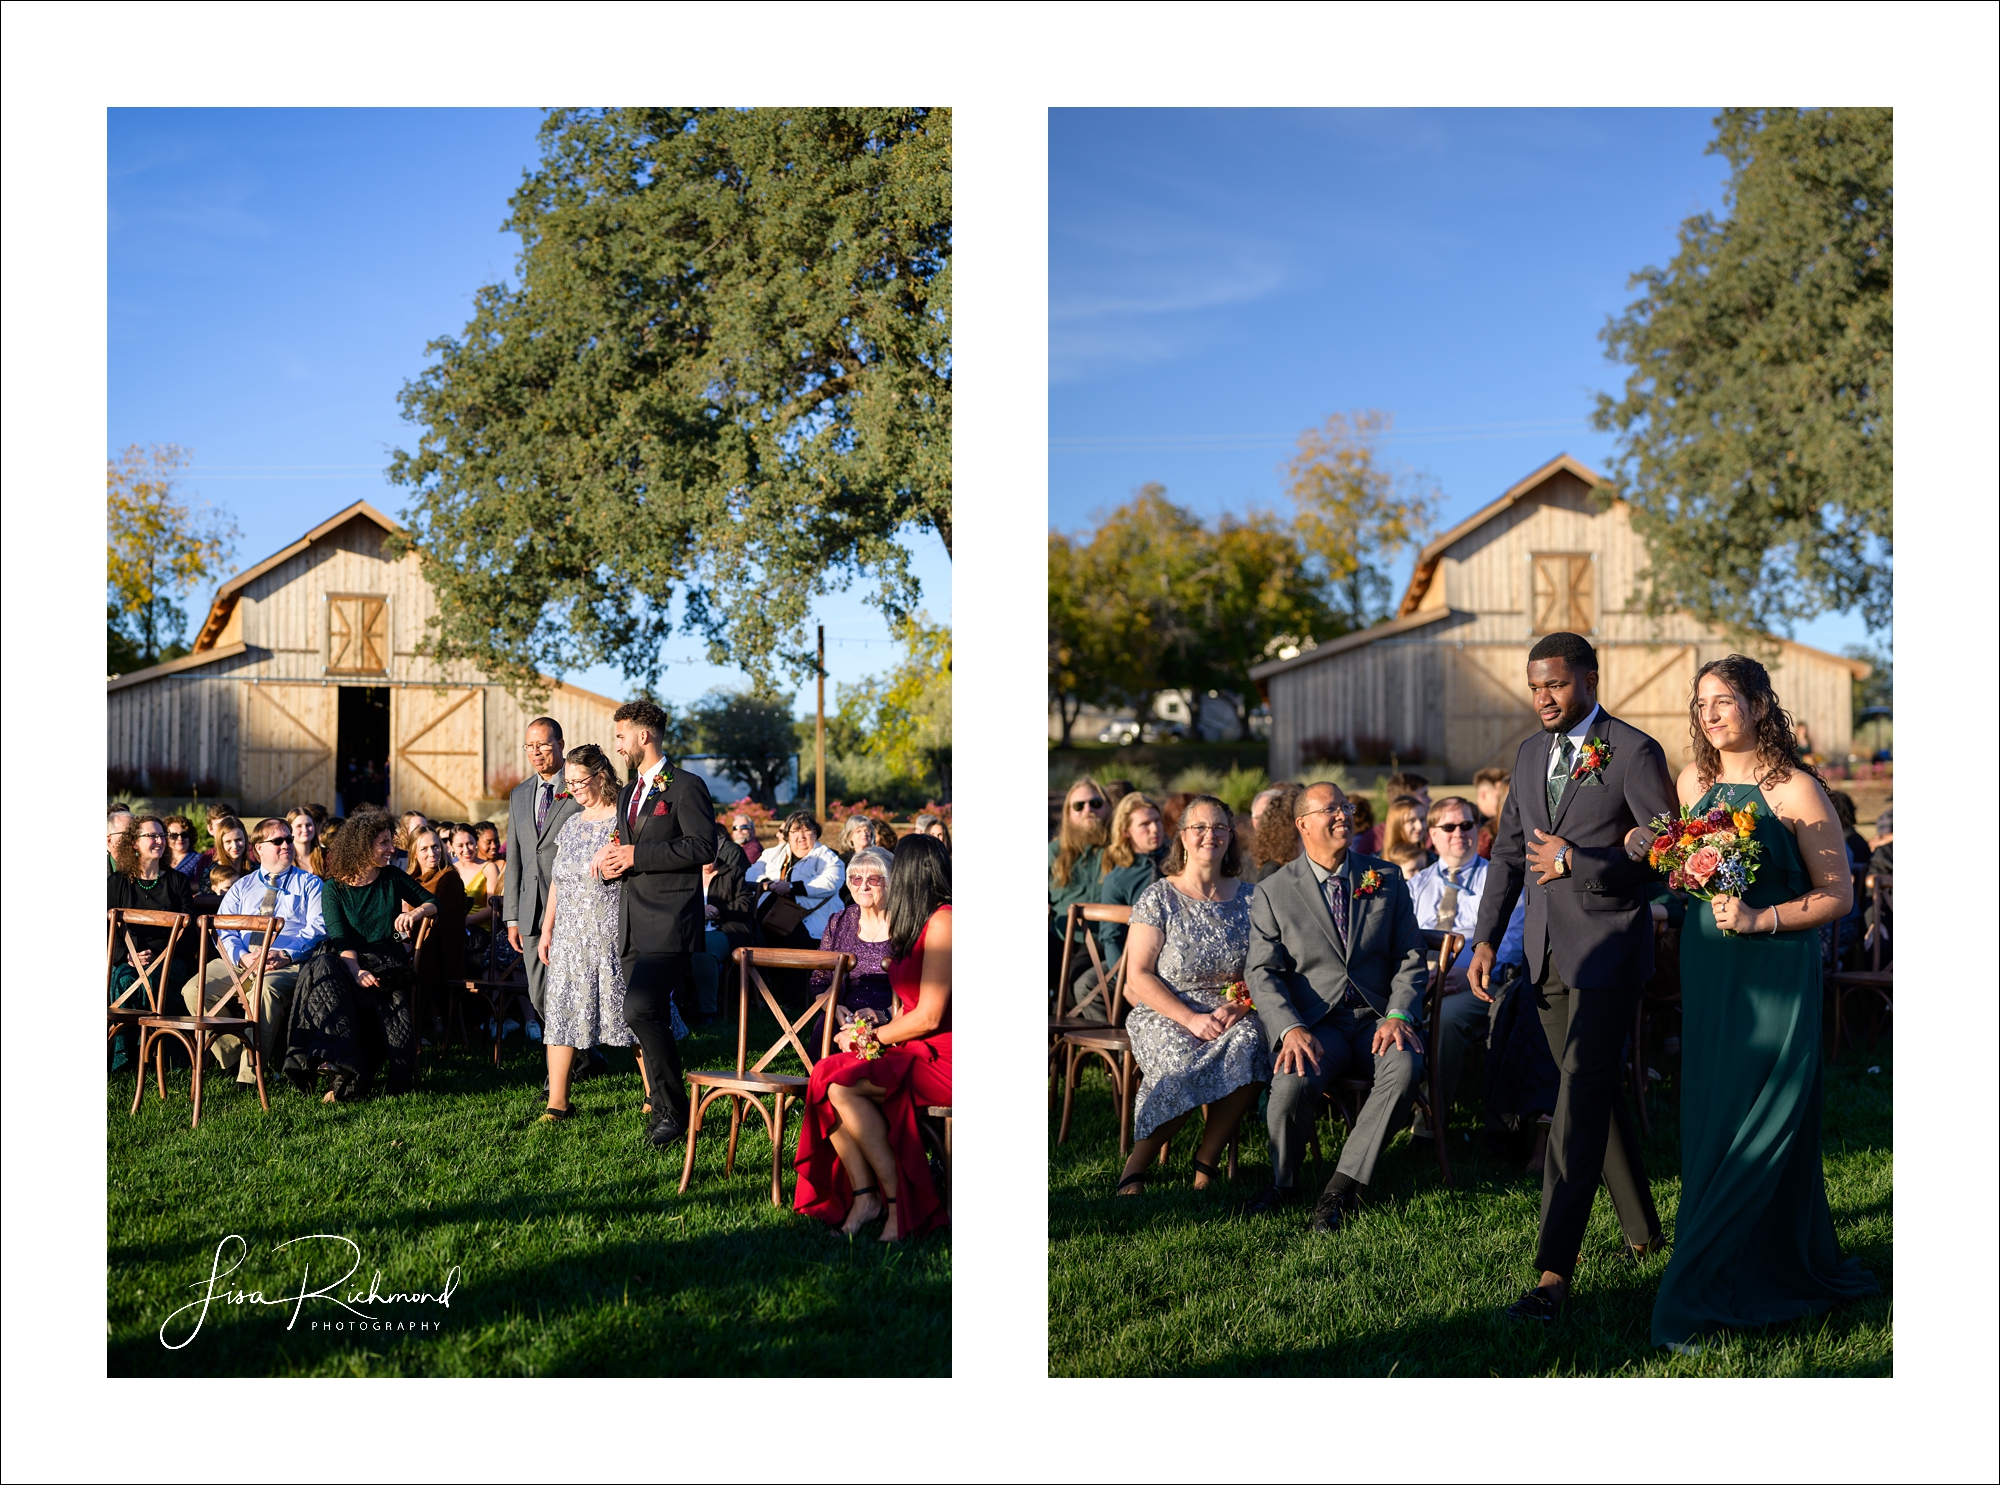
1321,871,1350,952
1434,866,1461,931
536,780,551,834
1548,734,1575,817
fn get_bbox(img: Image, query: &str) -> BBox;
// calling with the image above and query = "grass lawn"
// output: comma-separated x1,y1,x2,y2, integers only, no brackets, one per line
108,1009,950,1377
1048,1040,1891,1377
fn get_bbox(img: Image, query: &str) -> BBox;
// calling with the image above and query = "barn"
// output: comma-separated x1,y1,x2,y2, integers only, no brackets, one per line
106,501,625,820
1249,454,1871,781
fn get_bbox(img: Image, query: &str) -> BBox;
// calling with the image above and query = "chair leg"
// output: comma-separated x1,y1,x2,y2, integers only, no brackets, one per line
678,1091,704,1194
155,1035,169,1102
191,1034,205,1130
129,1029,149,1116
1057,1044,1080,1145
770,1094,786,1208
725,1096,743,1176
250,1036,270,1113
1118,1055,1135,1160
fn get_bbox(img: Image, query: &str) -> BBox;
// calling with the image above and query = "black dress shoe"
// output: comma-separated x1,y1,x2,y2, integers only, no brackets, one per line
1242,1185,1297,1218
1505,1283,1565,1324
1308,1193,1351,1235
1619,1238,1667,1262
646,1105,688,1147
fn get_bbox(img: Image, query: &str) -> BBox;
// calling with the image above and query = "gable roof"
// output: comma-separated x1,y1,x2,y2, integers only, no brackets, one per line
1395,453,1608,618
190,500,402,652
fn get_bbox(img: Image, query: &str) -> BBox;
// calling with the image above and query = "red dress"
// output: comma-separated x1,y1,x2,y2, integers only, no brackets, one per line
793,906,951,1237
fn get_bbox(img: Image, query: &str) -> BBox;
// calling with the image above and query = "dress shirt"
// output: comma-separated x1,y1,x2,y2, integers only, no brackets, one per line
1546,703,1605,786
746,842,847,941
628,755,668,827
1408,854,1489,940
217,865,326,965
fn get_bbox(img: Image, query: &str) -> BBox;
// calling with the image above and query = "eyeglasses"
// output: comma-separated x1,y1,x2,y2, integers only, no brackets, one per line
849,874,887,890
166,830,191,840
135,832,166,844
1070,798,1106,813
1298,804,1351,822
1181,824,1231,840
1432,820,1476,834
259,838,295,850
730,824,755,834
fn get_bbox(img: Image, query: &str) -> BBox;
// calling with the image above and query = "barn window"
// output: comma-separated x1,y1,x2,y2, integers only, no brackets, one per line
1530,553,1595,635
326,595,389,674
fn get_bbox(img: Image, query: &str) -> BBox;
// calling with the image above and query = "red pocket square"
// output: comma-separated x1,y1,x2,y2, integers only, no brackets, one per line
652,801,668,815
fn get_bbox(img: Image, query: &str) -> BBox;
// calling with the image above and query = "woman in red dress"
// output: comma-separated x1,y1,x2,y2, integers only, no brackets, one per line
794,833,951,1241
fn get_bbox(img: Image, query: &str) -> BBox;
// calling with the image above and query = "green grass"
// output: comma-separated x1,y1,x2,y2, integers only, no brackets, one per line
109,1011,949,1376
1048,1043,1891,1376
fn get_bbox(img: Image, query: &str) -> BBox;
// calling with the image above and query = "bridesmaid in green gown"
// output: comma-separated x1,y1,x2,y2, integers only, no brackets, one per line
1644,656,1879,1352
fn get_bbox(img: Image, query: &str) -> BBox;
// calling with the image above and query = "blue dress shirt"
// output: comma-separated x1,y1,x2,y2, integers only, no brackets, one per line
217,866,326,965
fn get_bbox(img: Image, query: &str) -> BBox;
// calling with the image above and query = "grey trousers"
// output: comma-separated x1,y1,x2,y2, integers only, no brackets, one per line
1266,1006,1421,1191
524,928,547,1016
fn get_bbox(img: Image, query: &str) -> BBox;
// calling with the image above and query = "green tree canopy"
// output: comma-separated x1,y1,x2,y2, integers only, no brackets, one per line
1592,108,1892,637
1283,410,1439,630
106,443,238,674
387,107,951,699
828,614,951,799
691,688,798,807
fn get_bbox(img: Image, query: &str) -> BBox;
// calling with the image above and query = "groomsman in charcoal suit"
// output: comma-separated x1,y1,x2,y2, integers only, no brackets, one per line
1467,631,1675,1323
591,699,717,1147
505,716,581,1019
1243,781,1431,1233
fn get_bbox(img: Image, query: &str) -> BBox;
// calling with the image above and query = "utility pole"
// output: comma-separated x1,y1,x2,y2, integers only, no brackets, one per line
815,623,827,821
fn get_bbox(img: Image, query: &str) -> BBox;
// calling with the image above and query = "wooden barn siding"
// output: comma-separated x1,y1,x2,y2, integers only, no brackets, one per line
106,658,250,786
482,683,625,796
1268,636,1447,779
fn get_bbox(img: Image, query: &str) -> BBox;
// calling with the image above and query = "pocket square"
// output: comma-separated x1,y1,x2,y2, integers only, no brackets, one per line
652,801,668,815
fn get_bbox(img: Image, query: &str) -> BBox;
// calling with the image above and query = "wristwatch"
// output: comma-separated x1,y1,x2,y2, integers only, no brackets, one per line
1553,845,1572,877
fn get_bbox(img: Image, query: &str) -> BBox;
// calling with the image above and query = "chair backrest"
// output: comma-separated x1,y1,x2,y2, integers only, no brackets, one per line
107,908,192,1014
190,915,285,1026
728,947,855,1079
409,915,433,978
1863,873,1890,971
1056,903,1133,1025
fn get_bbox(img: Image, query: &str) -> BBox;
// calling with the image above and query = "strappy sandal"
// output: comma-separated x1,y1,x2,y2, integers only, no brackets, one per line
1115,1172,1147,1196
877,1194,902,1243
538,1106,576,1123
1192,1158,1223,1186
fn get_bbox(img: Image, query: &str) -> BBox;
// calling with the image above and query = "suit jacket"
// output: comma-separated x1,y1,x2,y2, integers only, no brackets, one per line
614,766,719,958
1470,708,1676,989
1245,851,1429,1052
706,836,758,945
502,773,581,937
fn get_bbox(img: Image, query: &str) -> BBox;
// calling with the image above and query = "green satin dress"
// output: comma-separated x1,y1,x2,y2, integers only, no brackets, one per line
1651,782,1878,1349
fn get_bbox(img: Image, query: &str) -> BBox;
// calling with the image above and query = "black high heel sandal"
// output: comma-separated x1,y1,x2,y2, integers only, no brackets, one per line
1115,1172,1147,1196
1192,1158,1222,1186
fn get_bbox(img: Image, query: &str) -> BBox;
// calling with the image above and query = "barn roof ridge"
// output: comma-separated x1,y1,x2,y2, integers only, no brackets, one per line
1395,453,1608,619
1247,607,1453,683
190,500,403,653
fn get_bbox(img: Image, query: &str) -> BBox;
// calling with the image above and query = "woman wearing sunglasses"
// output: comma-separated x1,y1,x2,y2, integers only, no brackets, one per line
162,816,204,879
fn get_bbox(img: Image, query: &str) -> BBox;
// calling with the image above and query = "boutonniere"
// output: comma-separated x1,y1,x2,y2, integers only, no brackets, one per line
554,789,572,802
1222,980,1256,1010
1353,868,1383,897
1572,736,1615,782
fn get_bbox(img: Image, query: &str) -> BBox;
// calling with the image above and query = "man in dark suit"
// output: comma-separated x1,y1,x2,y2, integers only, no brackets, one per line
503,716,581,1019
1467,631,1675,1323
591,699,717,1147
1244,781,1430,1232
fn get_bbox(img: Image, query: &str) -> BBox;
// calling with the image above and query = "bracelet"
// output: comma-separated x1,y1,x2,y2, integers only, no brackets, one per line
1386,1010,1417,1026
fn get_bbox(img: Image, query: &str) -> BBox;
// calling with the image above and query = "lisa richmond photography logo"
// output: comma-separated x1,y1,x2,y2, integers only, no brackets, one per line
160,1234,462,1350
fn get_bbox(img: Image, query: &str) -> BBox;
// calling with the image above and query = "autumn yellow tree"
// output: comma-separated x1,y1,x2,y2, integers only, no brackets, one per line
1284,411,1440,628
107,444,238,674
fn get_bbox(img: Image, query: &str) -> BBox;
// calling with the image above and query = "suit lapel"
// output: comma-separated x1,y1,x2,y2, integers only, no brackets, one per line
1549,708,1606,836
1292,857,1349,966
1529,728,1557,837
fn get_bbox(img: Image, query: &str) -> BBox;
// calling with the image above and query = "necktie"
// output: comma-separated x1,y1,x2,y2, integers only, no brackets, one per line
1322,871,1350,952
536,780,551,834
1548,735,1575,817
630,773,647,829
1434,866,1461,931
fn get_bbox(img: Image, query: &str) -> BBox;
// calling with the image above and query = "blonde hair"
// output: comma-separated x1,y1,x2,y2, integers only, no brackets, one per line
1102,792,1161,871
1380,794,1428,872
1051,776,1109,889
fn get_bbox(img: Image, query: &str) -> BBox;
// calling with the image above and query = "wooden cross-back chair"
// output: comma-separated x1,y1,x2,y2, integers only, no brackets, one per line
1313,930,1462,1189
108,908,191,1090
465,917,535,1066
1054,923,1140,1158
135,914,282,1128
1827,872,1892,1052
679,947,853,1206
1050,903,1130,1099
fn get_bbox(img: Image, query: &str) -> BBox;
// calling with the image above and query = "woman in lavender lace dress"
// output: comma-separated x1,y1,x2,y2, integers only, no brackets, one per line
537,744,681,1121
1113,794,1271,1197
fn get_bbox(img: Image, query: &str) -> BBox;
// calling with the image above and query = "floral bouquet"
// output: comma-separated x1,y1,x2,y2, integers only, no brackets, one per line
844,1015,883,1061
1221,981,1256,1011
1646,800,1765,933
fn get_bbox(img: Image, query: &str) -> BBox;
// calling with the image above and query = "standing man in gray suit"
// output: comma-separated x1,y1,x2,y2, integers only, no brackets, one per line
1243,781,1430,1233
504,716,581,1021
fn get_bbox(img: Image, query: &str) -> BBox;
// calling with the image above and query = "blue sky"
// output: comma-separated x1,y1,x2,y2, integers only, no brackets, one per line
107,107,949,714
1048,107,1878,656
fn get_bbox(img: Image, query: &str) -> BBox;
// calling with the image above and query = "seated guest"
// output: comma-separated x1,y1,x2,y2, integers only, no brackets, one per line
912,812,951,849
747,811,847,952
391,810,431,871
203,860,244,909
1243,781,1304,884
1158,791,1193,842
1049,777,1109,987
1478,892,1557,1172
1347,795,1380,854
1085,792,1166,991
164,816,204,879
794,834,953,1241
811,845,898,1025
874,817,899,851
408,825,470,1016
475,820,507,874
1474,768,1512,858
107,805,135,872
1824,790,1871,968
1111,795,1270,1197
690,827,758,1025
1101,779,1135,811
287,807,326,877
1385,771,1432,816
1244,781,1428,1231
1405,795,1493,1137
209,814,254,880
283,805,440,1102
108,814,198,1072
178,818,326,1087
194,802,234,875
1379,793,1432,876
726,812,763,865
1866,807,1892,948
449,824,499,932
833,813,877,863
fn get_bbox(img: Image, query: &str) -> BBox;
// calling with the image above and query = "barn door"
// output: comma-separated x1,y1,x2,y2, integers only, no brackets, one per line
240,683,336,815
1603,645,1696,769
391,687,483,818
1530,553,1596,635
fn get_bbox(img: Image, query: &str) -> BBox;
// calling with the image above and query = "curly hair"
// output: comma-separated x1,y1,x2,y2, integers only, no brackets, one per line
1247,781,1304,870
1160,794,1242,878
1688,653,1821,792
325,806,396,885
112,814,165,880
